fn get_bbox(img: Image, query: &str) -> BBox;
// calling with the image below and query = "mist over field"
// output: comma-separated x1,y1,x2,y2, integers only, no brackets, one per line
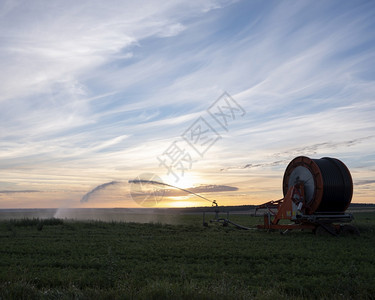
0,208,185,224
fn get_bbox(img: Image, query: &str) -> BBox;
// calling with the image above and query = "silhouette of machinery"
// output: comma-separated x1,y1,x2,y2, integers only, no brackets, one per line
256,156,358,235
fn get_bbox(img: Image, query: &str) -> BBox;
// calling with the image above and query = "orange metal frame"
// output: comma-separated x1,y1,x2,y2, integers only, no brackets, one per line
257,183,316,231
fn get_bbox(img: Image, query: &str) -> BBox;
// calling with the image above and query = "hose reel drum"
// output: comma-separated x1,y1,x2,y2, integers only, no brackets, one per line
282,156,353,214
257,156,356,235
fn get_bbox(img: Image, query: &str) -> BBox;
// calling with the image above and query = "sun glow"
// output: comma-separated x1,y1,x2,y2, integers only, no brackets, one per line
165,199,201,208
163,173,201,189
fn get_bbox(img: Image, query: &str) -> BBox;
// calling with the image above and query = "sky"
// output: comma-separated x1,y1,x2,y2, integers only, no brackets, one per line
0,0,375,209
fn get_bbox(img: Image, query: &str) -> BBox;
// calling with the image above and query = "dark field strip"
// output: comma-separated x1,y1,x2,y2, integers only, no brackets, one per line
0,213,375,299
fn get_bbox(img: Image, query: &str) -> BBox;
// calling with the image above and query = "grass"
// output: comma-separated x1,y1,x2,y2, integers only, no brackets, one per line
0,212,375,299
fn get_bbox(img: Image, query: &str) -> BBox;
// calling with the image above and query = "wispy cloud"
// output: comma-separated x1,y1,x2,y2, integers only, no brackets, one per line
354,180,375,186
0,190,40,194
1,0,374,207
221,136,375,171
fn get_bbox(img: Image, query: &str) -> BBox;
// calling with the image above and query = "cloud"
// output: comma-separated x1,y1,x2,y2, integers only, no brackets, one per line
162,184,238,197
157,23,186,37
0,190,40,194
354,180,375,186
0,1,233,102
1,1,375,207
220,136,375,171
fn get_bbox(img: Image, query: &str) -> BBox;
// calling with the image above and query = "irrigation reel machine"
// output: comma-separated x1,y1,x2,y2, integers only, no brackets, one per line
204,156,359,236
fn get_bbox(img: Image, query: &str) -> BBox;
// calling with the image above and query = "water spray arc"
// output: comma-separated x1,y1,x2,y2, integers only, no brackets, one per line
81,181,122,203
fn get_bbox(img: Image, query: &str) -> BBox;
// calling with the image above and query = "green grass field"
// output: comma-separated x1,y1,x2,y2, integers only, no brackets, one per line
0,212,375,299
